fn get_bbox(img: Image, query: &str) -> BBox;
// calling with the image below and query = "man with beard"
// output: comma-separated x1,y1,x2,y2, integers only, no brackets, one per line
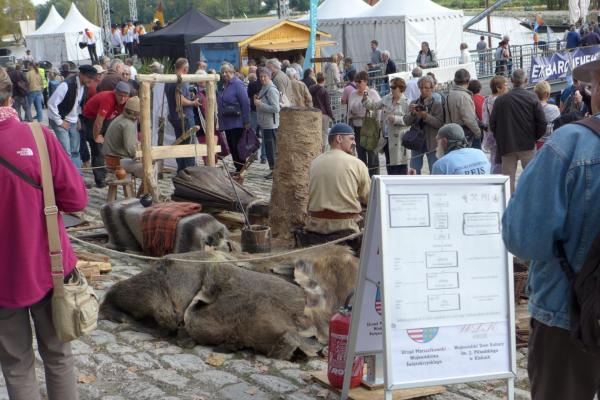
305,123,370,235
431,123,490,175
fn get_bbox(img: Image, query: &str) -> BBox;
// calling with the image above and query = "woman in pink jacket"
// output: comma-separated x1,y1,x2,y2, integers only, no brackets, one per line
0,72,87,400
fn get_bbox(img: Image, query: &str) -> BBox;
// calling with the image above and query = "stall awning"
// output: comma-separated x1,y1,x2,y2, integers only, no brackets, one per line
248,39,337,52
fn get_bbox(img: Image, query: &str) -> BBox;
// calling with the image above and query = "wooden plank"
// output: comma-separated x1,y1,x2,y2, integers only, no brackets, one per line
75,251,109,263
135,144,221,160
312,370,446,400
77,261,112,274
137,74,221,83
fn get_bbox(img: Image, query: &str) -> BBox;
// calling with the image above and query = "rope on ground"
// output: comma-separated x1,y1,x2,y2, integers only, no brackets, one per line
68,231,363,264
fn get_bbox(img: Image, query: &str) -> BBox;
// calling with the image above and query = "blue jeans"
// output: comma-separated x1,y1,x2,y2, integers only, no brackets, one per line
27,91,43,122
262,128,277,169
49,119,82,172
169,116,196,171
410,141,437,175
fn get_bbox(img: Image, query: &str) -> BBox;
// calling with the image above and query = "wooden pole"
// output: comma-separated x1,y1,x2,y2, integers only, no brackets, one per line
140,81,158,199
205,80,217,167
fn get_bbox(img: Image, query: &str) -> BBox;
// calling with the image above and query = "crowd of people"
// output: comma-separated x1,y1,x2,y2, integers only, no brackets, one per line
4,30,600,398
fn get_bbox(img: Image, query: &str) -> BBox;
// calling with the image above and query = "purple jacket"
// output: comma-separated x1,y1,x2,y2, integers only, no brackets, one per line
217,77,250,131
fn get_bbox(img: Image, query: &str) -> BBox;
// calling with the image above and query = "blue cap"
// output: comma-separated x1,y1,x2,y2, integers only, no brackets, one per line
328,123,354,136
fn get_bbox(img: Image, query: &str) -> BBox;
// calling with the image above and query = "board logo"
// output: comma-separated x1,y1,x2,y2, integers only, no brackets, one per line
407,327,439,343
374,284,382,315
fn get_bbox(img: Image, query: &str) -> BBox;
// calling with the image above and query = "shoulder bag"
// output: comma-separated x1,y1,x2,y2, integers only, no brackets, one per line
29,122,99,343
360,110,380,151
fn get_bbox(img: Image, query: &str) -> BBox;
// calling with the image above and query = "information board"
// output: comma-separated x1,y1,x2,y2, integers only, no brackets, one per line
341,176,516,400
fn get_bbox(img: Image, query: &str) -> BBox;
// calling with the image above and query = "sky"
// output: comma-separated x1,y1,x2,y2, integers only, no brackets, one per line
32,0,47,5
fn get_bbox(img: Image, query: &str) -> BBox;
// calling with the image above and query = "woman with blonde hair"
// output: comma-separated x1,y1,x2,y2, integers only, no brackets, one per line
534,80,560,149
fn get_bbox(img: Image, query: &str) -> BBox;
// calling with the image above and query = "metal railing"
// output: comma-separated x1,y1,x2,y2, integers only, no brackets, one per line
349,40,571,95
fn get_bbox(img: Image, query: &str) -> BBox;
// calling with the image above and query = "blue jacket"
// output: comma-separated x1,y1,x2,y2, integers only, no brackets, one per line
502,116,600,329
566,31,581,49
217,77,250,131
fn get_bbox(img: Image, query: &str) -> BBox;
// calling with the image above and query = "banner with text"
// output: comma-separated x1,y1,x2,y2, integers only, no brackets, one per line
530,45,600,83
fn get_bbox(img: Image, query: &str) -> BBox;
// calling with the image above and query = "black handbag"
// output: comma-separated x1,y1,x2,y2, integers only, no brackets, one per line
221,102,241,117
401,126,426,151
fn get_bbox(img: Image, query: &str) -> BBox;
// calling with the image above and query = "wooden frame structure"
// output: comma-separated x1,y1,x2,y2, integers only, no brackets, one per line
137,73,221,199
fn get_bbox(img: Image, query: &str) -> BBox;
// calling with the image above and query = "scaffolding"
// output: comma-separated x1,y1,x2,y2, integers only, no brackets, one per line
129,0,138,22
99,0,112,55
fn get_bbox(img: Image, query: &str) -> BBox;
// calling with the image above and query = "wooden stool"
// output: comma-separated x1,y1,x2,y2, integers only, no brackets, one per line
106,177,135,202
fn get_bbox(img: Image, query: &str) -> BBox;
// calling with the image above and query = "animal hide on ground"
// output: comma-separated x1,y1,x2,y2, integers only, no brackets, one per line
100,198,230,254
100,245,358,360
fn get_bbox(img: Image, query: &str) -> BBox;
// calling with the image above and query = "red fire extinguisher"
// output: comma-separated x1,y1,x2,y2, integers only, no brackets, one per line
327,292,364,389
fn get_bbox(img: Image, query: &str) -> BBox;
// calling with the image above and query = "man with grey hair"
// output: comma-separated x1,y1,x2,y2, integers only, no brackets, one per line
405,67,422,102
286,68,312,107
381,51,397,76
446,68,481,145
97,58,125,92
490,68,546,193
266,58,293,103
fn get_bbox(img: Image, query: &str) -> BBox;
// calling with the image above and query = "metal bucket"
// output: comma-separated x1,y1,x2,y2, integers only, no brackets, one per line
241,225,272,254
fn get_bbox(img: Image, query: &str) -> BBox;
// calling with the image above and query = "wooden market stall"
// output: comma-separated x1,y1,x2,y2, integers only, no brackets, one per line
191,19,336,71
137,73,221,199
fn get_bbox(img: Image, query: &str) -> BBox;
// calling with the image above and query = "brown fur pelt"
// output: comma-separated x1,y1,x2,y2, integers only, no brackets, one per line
100,246,358,359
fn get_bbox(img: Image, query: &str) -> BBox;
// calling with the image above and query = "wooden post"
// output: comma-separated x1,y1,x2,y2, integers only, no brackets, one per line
205,80,217,167
139,81,158,199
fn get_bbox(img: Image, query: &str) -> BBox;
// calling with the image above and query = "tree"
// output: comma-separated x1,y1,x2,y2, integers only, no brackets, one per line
0,0,35,40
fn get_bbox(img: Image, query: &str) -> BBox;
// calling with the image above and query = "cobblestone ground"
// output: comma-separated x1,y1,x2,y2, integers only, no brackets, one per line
0,154,531,400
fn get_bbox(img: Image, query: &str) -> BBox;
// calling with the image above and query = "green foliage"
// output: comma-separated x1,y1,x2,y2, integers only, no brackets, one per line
0,0,36,39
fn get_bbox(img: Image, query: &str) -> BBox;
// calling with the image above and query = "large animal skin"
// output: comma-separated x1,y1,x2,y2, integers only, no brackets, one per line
100,198,230,254
100,246,358,359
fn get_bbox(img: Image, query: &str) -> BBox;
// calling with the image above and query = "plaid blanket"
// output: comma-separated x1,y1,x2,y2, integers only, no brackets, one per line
141,202,202,256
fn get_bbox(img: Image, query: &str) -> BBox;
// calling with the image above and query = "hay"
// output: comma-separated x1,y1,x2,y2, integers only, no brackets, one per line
269,107,323,238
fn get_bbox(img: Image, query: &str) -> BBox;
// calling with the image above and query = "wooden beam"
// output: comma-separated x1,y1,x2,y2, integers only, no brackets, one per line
139,81,158,199
137,74,221,84
135,144,221,160
205,80,217,167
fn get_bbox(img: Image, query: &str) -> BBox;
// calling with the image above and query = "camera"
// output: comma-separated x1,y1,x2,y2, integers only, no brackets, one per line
415,104,426,112
363,90,369,97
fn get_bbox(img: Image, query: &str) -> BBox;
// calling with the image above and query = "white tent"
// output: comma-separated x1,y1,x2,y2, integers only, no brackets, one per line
27,3,103,65
26,6,64,60
297,0,371,21
30,6,64,36
300,0,463,69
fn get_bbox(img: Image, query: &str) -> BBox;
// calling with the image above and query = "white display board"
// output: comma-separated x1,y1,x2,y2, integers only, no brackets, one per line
341,176,516,400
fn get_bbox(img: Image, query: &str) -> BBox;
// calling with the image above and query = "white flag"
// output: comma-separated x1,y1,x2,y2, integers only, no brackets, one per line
547,25,554,43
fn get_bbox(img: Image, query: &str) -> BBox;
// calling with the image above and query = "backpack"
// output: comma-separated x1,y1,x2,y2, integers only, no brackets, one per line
556,116,600,354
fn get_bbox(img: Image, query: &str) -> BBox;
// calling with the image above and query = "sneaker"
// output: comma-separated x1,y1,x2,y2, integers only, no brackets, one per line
264,171,273,179
260,159,267,164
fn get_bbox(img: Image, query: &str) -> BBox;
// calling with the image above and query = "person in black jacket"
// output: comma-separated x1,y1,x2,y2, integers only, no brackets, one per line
6,63,31,121
381,51,397,76
489,69,547,194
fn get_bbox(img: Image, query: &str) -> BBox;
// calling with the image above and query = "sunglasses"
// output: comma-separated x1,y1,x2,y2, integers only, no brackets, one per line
391,86,401,90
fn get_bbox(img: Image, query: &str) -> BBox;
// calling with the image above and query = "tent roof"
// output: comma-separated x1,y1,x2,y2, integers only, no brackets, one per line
29,5,64,36
297,0,371,21
362,0,461,18
194,19,280,44
194,19,331,45
52,3,100,34
141,7,226,45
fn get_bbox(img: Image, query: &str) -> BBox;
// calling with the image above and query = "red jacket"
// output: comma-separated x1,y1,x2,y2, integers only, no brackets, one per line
0,117,87,308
